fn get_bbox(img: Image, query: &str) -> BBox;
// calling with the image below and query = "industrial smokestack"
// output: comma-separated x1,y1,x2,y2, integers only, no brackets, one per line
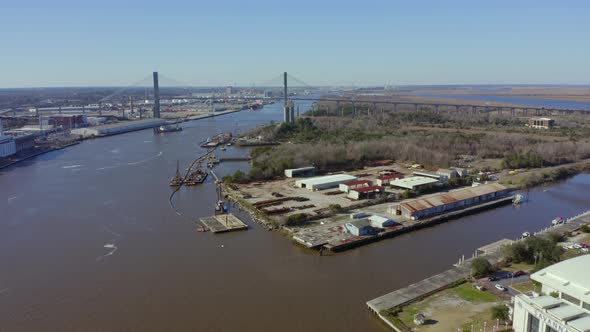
153,71,160,118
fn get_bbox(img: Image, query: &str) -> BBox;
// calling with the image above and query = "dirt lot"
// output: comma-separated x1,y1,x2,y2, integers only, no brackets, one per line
397,282,505,332
235,164,410,222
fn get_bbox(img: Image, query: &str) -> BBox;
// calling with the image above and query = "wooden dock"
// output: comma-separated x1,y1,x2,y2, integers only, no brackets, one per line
200,213,248,233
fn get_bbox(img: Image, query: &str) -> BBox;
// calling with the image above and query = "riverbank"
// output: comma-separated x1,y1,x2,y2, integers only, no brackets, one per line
0,141,80,171
367,210,590,331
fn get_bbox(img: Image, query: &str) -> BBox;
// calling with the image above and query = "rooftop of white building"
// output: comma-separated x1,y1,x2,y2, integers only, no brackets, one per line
532,254,590,304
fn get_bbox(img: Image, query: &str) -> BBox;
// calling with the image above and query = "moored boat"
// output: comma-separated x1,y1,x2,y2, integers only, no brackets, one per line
154,124,182,134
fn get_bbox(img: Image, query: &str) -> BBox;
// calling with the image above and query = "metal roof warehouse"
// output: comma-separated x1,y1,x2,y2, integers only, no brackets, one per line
295,174,357,191
391,183,509,220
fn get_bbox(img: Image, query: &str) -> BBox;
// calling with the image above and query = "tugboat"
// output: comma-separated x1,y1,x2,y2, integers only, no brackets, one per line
169,160,183,186
154,124,182,134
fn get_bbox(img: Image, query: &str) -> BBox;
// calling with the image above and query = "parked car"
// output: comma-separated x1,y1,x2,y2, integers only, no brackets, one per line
580,243,589,248
495,284,508,292
573,244,582,249
513,270,527,277
488,276,499,281
474,285,486,291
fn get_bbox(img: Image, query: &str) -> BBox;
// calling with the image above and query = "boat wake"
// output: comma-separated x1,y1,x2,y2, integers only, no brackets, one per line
96,151,163,171
7,194,23,203
97,244,118,260
62,165,83,169
126,151,163,166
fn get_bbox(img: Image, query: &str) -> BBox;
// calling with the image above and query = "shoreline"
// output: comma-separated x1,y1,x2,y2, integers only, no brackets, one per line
0,109,245,172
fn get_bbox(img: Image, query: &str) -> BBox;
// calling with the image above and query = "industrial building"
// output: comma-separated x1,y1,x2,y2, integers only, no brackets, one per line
347,186,384,200
71,119,166,138
389,183,508,220
412,170,443,181
0,120,16,158
295,174,357,191
344,219,375,236
389,176,439,191
368,215,395,228
284,166,316,178
48,114,86,129
13,134,35,153
376,173,404,186
339,179,373,193
512,255,590,332
528,117,555,129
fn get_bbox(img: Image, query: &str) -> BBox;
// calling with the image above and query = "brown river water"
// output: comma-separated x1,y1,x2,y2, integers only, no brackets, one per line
1,102,589,332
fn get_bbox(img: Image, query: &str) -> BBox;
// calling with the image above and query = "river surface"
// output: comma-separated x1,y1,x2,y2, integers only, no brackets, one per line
412,93,590,110
1,101,590,332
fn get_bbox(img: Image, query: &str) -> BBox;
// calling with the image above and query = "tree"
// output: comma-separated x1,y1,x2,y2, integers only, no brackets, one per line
491,305,510,321
286,213,308,226
471,257,494,278
581,224,590,233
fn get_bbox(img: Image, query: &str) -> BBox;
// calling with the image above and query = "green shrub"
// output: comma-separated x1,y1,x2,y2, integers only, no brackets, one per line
471,257,494,278
286,213,308,226
491,305,510,321
581,224,590,233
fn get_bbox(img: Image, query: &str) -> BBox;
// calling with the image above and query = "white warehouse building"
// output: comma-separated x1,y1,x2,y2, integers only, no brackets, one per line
512,255,590,332
295,174,357,191
71,119,166,138
0,120,16,158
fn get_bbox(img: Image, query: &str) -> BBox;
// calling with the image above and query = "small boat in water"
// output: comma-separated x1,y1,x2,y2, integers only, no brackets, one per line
154,124,182,134
551,216,565,226
513,193,527,205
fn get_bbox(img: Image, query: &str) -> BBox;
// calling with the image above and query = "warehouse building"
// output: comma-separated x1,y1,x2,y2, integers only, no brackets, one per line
368,215,396,228
295,174,357,191
348,185,384,200
413,170,442,180
376,173,404,186
339,179,373,193
344,219,375,236
389,176,439,191
284,166,316,178
390,183,508,220
71,119,166,137
512,255,590,332
48,114,87,129
0,120,16,158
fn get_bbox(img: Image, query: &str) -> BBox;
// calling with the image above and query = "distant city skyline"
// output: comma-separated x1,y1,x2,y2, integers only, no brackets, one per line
1,0,590,88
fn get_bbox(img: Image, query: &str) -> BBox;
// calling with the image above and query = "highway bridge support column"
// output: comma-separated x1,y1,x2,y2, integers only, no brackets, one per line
153,71,160,118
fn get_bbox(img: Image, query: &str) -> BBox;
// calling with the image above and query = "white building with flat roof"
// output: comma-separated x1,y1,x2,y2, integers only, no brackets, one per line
512,255,590,332
295,174,357,191
389,176,439,191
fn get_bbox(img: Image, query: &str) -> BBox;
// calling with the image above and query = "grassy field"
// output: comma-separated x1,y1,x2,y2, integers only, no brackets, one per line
452,283,500,303
503,262,534,272
396,282,501,331
511,280,541,294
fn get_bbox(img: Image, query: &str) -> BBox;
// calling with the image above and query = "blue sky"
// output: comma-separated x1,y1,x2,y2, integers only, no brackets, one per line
1,0,589,87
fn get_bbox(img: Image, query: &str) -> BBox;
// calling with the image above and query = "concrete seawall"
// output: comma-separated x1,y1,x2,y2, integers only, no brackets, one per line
366,210,590,329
